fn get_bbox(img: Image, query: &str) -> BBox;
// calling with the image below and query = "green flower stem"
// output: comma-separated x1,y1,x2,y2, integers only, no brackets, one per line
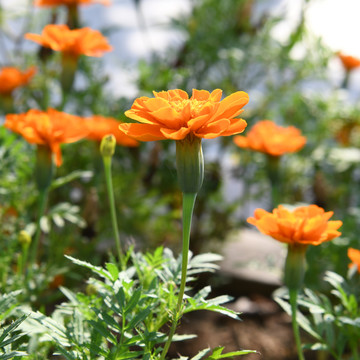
60,53,78,106
266,154,281,208
67,4,80,29
160,192,197,360
289,288,305,360
285,244,307,360
20,244,29,276
350,338,359,360
102,156,123,264
28,187,49,274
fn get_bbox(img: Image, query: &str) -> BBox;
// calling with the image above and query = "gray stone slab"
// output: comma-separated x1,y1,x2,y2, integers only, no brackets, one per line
220,229,286,287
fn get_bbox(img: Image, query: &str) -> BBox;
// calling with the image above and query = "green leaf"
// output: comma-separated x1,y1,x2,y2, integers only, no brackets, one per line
92,308,121,332
0,351,28,360
125,288,142,313
191,348,211,360
115,351,144,359
87,320,117,345
65,255,113,281
127,307,151,330
0,314,28,345
50,170,93,190
106,263,119,281
205,346,256,359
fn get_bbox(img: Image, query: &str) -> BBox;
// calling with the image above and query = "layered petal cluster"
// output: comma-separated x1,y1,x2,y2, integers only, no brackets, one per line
25,25,112,58
85,115,139,147
348,248,360,273
234,120,306,156
0,66,36,95
248,205,342,246
4,109,88,166
338,52,360,71
35,0,110,6
119,89,249,141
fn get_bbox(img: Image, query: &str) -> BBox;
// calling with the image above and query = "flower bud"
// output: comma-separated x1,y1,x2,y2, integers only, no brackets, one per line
100,134,116,157
18,230,32,247
176,135,204,194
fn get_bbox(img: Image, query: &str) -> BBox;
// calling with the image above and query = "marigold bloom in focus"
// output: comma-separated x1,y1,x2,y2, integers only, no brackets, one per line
119,89,249,141
247,204,342,246
0,66,36,95
35,0,110,6
234,120,306,156
85,115,139,147
348,248,360,273
4,108,88,166
338,52,360,71
25,24,112,58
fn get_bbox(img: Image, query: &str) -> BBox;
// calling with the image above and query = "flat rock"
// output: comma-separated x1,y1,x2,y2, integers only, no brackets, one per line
216,229,286,296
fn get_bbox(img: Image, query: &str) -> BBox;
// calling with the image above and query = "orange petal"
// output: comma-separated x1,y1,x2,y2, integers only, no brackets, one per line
212,91,249,120
220,118,247,136
194,118,230,139
118,123,165,141
233,135,249,148
160,127,191,140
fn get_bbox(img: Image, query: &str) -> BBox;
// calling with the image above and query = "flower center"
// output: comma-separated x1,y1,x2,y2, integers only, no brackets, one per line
171,99,210,117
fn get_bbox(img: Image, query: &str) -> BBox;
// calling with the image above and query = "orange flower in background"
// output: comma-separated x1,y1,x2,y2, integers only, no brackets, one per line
337,52,360,71
25,25,112,58
4,109,88,166
248,204,342,246
0,66,36,95
85,115,139,147
119,89,249,141
234,120,306,156
348,248,360,273
35,0,110,6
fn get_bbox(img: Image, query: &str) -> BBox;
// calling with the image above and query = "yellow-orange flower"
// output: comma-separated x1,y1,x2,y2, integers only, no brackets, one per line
0,66,36,95
25,24,112,58
338,52,360,71
85,115,139,147
119,89,249,141
234,120,306,156
4,109,88,166
34,0,110,6
247,205,342,246
348,248,360,273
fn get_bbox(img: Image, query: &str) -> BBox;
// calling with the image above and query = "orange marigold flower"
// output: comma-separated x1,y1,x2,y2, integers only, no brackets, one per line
35,0,110,6
4,108,88,166
119,89,249,141
247,204,342,246
348,248,360,273
337,52,360,71
234,120,306,156
85,115,139,147
0,66,36,95
25,24,112,58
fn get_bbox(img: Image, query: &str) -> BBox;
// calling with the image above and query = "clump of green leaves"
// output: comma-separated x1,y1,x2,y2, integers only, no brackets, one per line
274,270,360,359
19,247,255,359
0,291,28,359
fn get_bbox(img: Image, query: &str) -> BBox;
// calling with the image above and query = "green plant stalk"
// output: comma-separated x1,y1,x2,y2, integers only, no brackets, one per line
160,192,197,360
266,154,281,208
103,156,123,264
289,288,305,360
350,338,359,360
28,187,49,274
20,244,29,276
